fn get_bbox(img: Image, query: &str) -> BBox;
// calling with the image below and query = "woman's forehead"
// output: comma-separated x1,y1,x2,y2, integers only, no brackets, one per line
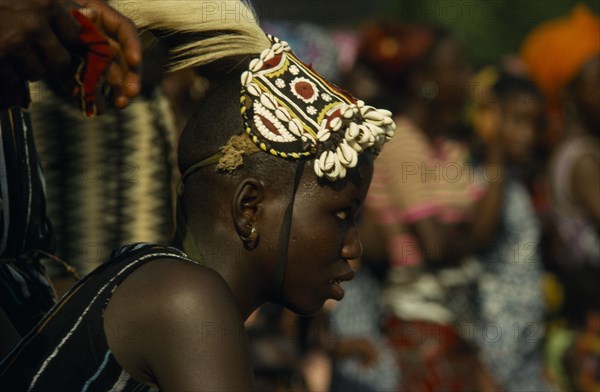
299,157,373,200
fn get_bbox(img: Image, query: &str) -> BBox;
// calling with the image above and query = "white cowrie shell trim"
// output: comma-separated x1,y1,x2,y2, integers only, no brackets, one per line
246,83,261,97
241,71,253,87
316,127,331,142
260,93,277,111
288,118,302,136
249,58,264,72
275,107,291,122
272,42,283,54
330,117,342,131
337,140,358,168
340,105,354,119
260,48,275,62
364,110,385,122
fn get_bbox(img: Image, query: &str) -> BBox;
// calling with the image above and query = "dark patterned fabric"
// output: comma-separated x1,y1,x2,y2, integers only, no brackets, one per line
0,107,56,336
31,87,177,277
0,243,195,391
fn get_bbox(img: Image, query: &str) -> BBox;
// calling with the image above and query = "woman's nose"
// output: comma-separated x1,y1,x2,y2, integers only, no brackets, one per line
341,226,362,260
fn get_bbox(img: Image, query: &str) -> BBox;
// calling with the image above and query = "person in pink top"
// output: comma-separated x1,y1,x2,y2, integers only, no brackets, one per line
352,21,506,391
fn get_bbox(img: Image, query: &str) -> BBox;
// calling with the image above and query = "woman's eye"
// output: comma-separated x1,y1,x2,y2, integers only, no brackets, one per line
335,208,351,221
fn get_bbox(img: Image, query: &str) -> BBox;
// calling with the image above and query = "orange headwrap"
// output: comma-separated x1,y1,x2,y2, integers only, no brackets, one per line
521,4,600,104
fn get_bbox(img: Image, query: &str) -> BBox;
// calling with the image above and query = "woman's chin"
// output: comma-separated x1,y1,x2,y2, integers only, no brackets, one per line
282,299,324,316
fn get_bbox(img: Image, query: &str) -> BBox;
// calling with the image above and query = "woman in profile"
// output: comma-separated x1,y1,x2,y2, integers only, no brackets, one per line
0,1,395,390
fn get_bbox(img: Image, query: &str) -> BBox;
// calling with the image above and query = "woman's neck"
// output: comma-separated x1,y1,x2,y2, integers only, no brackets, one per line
171,228,268,320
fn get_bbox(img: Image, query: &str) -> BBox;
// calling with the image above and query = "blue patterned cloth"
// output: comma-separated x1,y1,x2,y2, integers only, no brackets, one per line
476,172,554,391
329,267,399,392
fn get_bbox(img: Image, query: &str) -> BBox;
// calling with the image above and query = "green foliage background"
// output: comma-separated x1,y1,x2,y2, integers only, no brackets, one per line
255,0,600,67
394,0,600,66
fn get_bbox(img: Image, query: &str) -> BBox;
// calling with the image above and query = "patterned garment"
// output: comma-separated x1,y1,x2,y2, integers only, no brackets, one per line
30,87,177,277
475,173,553,392
0,107,56,336
364,118,487,391
367,118,484,268
367,118,484,324
329,267,399,392
0,243,196,391
384,318,483,392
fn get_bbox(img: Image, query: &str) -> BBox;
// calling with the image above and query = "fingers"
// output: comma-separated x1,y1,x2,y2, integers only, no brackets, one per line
0,0,142,110
104,38,133,108
80,0,141,96
35,32,72,74
0,1,77,82
104,9,142,69
48,2,81,46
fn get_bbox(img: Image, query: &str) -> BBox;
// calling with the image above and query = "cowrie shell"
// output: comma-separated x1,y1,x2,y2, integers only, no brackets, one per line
272,42,283,54
275,107,291,122
364,110,385,122
319,151,328,169
346,122,359,139
341,106,354,119
348,139,363,153
241,71,253,86
288,119,303,136
249,58,264,72
260,94,276,111
260,48,275,62
317,128,331,142
378,109,393,117
246,83,261,97
330,117,342,131
339,141,358,168
314,159,323,177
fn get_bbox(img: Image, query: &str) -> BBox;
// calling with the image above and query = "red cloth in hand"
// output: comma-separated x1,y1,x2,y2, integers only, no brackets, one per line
0,9,112,117
66,9,112,117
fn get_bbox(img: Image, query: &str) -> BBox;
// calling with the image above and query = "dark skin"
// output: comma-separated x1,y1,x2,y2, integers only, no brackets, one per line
103,157,373,390
498,93,541,166
0,0,141,108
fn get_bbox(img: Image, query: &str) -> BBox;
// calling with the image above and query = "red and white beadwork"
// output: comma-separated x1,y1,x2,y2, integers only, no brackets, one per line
240,34,395,181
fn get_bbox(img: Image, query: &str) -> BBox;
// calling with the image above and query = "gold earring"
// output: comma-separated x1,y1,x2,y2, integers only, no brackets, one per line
240,225,259,248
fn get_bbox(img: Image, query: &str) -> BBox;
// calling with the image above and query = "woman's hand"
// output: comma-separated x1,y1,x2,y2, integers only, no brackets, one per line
76,0,141,107
0,0,141,108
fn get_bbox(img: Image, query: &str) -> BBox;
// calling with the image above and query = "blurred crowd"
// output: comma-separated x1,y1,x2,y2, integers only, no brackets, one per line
2,2,599,392
242,6,600,391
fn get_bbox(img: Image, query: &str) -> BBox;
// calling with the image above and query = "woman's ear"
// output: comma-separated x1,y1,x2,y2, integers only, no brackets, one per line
231,178,264,243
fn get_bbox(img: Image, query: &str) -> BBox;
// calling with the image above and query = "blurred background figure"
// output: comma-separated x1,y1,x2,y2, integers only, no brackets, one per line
522,5,600,392
348,20,507,392
328,258,399,392
470,68,553,391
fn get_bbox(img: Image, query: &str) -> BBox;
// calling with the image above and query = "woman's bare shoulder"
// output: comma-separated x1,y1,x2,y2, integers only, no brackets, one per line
103,257,251,389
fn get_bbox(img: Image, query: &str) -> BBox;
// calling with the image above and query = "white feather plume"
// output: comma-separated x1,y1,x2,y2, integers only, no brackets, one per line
108,0,271,71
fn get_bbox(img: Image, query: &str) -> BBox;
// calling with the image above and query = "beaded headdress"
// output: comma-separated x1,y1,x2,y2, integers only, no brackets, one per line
237,34,395,181
109,0,396,300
